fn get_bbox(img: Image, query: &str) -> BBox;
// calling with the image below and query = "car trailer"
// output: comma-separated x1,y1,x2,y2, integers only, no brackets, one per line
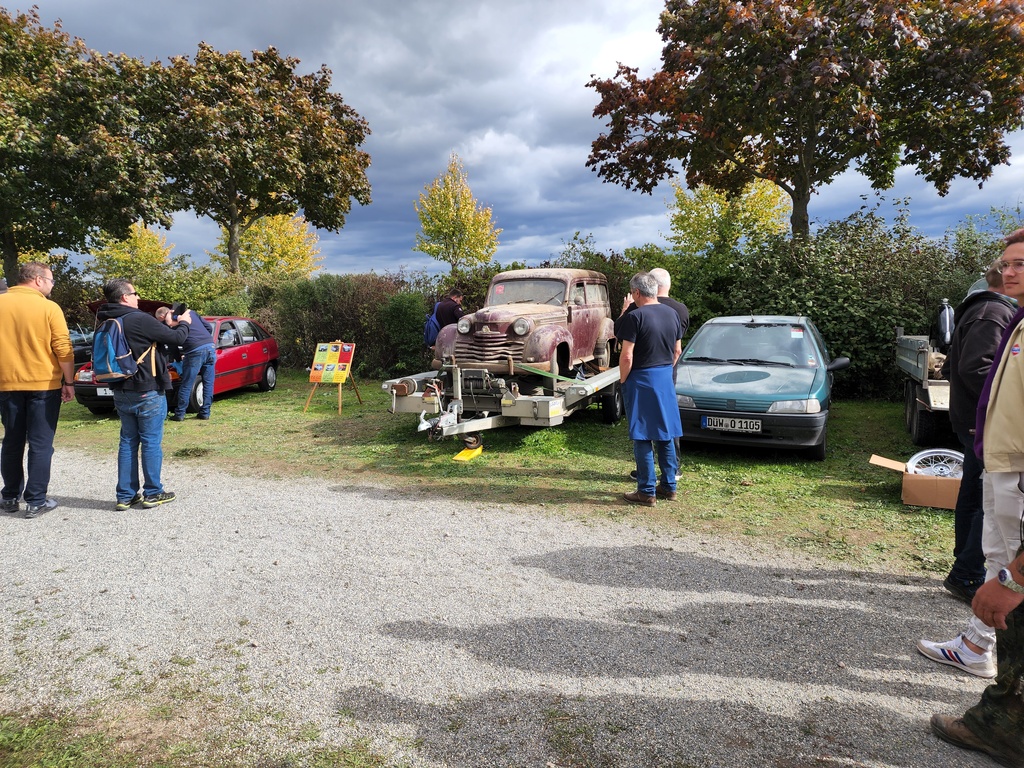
382,358,623,450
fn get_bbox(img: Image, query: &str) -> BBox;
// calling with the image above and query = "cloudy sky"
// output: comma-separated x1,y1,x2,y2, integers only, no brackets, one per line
20,0,1024,275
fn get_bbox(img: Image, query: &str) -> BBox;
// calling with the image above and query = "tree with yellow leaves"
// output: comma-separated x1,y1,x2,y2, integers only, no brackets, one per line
414,153,501,273
210,214,322,280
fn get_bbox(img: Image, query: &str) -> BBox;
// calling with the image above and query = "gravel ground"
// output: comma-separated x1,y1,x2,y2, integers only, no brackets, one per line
0,447,999,767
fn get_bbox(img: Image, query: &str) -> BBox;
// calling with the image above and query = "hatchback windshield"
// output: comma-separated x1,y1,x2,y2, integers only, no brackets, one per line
682,322,819,368
487,279,565,307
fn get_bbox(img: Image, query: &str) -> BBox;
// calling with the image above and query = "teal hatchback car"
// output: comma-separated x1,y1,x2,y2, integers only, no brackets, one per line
675,316,850,460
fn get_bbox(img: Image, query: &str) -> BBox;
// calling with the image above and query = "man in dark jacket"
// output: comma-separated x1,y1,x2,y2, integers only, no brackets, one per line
435,289,465,329
97,280,191,511
941,264,1016,600
917,262,1015,678
157,306,216,422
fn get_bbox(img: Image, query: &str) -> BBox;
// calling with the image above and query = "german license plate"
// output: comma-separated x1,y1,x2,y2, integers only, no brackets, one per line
702,415,761,433
97,387,113,397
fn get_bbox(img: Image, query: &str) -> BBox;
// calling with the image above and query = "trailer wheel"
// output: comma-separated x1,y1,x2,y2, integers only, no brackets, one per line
462,433,482,450
601,384,624,424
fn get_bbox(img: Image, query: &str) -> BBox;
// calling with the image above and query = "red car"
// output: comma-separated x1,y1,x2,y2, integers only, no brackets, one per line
74,312,279,415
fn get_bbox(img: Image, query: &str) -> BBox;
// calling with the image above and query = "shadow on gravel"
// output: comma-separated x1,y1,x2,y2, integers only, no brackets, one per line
359,544,991,767
334,685,986,768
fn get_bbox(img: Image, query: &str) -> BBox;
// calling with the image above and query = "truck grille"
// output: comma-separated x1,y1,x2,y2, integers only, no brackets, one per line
454,334,526,363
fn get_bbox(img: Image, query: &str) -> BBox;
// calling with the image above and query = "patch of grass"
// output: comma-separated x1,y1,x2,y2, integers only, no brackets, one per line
0,711,133,768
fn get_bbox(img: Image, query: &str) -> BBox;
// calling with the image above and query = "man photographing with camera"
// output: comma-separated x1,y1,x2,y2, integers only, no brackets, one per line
158,302,216,422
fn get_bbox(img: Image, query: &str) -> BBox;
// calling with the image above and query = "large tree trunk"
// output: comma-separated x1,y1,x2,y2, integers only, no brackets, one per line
789,187,811,241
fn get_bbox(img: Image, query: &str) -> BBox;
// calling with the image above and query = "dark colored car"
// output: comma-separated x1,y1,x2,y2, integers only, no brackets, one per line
73,313,279,415
675,315,850,460
69,324,94,366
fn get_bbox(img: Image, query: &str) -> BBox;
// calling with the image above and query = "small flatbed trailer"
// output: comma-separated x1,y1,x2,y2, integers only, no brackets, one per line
382,359,623,448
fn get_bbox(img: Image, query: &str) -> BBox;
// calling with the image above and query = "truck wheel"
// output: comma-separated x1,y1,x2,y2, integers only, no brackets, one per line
909,402,940,446
601,385,624,424
903,381,916,433
548,354,565,391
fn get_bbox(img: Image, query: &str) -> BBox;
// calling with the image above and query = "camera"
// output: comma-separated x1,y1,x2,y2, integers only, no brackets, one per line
172,301,188,316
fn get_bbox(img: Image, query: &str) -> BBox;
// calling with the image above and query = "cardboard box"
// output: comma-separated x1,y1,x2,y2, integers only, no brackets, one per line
869,454,960,510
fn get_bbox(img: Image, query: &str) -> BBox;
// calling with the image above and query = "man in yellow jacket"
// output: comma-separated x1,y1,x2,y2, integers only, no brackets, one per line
0,262,75,518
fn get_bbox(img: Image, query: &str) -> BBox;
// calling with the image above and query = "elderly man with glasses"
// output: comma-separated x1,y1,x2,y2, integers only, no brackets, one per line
931,229,1024,768
0,262,76,519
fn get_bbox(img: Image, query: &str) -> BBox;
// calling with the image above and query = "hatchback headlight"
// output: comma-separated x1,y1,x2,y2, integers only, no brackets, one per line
768,399,821,414
74,368,93,383
677,394,695,408
456,318,471,334
512,317,531,336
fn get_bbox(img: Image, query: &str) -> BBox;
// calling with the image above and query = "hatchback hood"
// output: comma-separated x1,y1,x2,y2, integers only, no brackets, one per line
676,362,820,399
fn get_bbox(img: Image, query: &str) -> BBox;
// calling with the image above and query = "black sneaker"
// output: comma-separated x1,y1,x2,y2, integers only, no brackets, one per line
140,491,176,509
24,498,58,519
0,498,19,514
115,493,144,511
944,575,983,605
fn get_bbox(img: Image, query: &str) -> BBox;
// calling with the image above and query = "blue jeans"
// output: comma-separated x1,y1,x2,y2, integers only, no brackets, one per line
113,389,168,502
0,389,61,506
176,344,215,418
949,428,986,585
633,439,677,496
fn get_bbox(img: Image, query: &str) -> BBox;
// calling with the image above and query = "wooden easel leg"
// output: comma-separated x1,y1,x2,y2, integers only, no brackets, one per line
338,383,343,414
303,383,319,413
348,376,363,404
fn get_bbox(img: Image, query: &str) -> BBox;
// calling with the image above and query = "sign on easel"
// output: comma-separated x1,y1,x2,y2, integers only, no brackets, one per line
304,341,362,413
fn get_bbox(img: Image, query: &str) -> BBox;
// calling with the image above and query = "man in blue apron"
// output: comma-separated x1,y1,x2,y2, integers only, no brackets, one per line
616,272,683,506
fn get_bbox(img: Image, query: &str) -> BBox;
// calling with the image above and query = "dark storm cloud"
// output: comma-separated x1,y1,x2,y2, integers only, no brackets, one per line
19,1,1024,274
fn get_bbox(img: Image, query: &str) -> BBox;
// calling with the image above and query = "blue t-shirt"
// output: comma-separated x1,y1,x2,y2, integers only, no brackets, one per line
617,303,682,369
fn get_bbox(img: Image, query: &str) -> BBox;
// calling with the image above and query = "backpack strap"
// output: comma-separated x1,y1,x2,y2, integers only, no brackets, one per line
137,343,158,376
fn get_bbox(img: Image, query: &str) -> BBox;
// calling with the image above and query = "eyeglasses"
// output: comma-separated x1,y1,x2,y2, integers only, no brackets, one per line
37,275,55,284
125,291,139,297
996,259,1024,274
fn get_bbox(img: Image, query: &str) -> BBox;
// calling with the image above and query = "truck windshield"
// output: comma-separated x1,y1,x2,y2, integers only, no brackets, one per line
488,279,565,307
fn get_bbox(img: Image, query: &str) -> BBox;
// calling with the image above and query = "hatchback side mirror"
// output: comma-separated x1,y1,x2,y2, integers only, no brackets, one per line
827,356,851,372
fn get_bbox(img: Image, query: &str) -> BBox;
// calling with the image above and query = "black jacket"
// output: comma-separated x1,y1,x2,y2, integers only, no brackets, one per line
95,303,190,393
940,290,1016,434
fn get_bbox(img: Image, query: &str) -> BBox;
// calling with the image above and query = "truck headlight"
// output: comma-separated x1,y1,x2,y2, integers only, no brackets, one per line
457,318,471,334
512,317,531,336
768,399,821,414
677,394,695,408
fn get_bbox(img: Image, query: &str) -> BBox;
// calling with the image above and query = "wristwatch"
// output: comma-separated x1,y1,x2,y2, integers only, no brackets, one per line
997,568,1024,595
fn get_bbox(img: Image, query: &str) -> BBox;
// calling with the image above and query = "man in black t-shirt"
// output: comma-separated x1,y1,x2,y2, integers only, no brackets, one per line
617,272,683,507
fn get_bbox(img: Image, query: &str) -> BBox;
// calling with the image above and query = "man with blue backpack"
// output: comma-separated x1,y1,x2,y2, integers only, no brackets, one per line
96,279,191,511
424,289,464,347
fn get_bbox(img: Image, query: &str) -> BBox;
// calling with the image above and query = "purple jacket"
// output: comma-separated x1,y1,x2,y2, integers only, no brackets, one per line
975,305,1024,460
